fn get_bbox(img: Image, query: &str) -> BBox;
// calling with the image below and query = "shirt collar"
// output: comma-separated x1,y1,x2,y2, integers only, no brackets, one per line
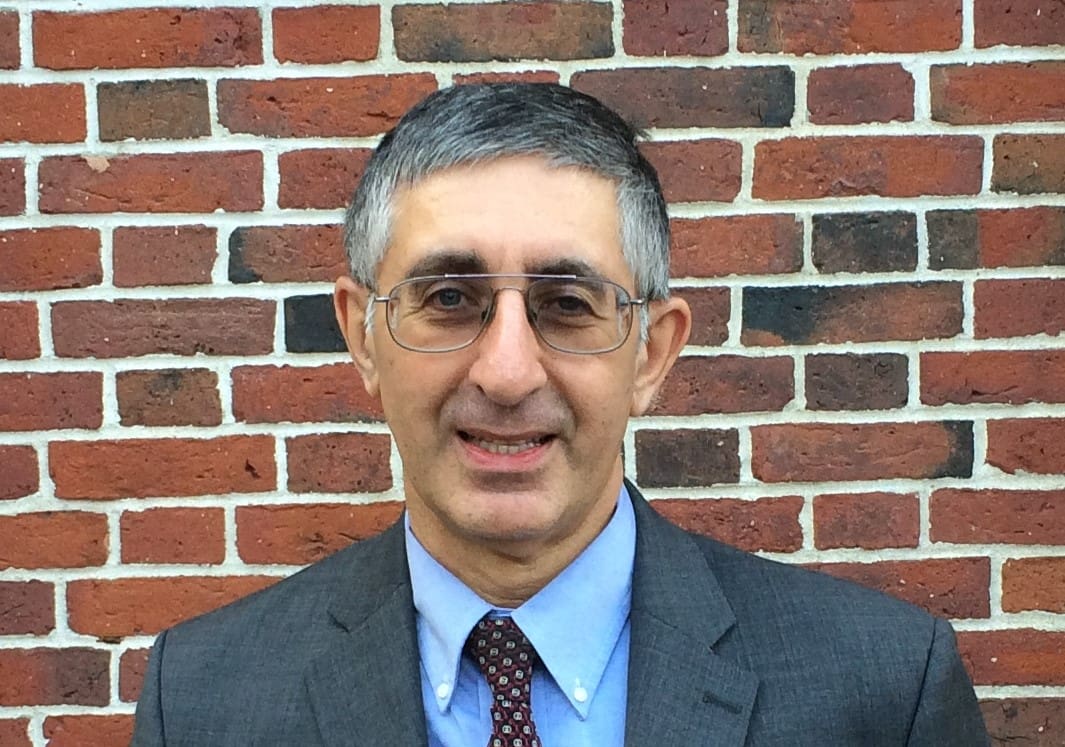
406,485,636,718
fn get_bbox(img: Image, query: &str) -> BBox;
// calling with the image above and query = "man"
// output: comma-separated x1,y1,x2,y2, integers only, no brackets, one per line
132,84,989,746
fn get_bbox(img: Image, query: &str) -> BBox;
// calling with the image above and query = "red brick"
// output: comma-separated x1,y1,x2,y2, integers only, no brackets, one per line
0,11,18,69
287,433,392,494
0,84,85,143
237,502,403,565
278,148,372,209
273,5,379,63
0,303,39,359
98,79,210,141
0,648,108,706
393,2,612,61
39,152,263,214
121,508,225,565
814,492,919,550
0,372,102,431
0,446,37,500
670,287,730,347
51,436,276,499
976,0,1065,47
809,558,990,619
641,140,741,204
753,136,982,200
452,71,561,85
738,0,961,53
921,351,1065,406
807,64,914,124
232,364,383,423
67,576,278,637
0,512,107,570
0,720,29,747
51,299,274,358
623,0,727,56
981,699,1065,746
933,62,1065,124
0,227,101,291
572,67,794,129
117,369,221,427
976,208,1065,267
0,581,54,635
958,629,1065,685
635,429,740,487
975,279,1065,339
805,353,909,411
650,496,803,552
119,649,149,702
994,134,1065,195
1003,557,1065,614
671,215,802,277
0,158,24,215
44,715,134,747
112,225,216,287
752,422,972,482
987,419,1065,476
218,75,437,137
229,225,346,283
33,8,262,69
931,488,1065,544
650,355,793,415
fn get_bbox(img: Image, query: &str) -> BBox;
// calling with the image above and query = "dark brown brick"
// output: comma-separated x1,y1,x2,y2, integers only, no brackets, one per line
237,502,403,565
805,353,908,411
572,67,794,128
232,364,383,423
742,283,963,345
51,299,274,358
278,148,372,210
287,433,392,493
929,207,1065,269
0,581,54,635
635,429,740,487
117,369,221,427
752,422,973,482
0,158,23,216
994,134,1065,194
394,2,612,62
0,372,102,431
0,11,17,69
975,279,1065,339
0,227,101,291
0,84,85,143
808,558,990,619
120,649,150,702
229,225,346,283
739,0,961,53
987,419,1065,476
812,212,917,273
650,355,793,415
0,512,108,570
218,75,438,137
38,152,263,214
112,225,216,287
641,139,741,204
0,302,39,359
813,492,919,550
98,79,210,141
671,287,730,347
981,698,1065,747
807,64,914,124
922,351,1065,406
33,8,262,69
623,0,728,56
931,488,1065,544
0,446,37,500
651,496,803,552
284,294,346,354
671,215,802,277
121,508,225,565
976,0,1065,47
44,715,135,747
959,629,1065,686
932,62,1065,124
1003,557,1065,614
272,5,379,63
0,648,109,706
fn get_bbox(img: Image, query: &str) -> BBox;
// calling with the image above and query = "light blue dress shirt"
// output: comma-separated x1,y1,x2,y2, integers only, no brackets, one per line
405,486,636,747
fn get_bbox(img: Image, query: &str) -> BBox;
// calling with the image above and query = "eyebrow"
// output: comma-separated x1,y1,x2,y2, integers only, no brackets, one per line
402,251,607,281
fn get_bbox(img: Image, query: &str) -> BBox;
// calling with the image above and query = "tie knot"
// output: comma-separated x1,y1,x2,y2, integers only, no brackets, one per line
465,616,538,680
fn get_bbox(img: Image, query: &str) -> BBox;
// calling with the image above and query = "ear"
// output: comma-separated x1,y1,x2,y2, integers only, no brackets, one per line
334,275,380,398
630,296,692,416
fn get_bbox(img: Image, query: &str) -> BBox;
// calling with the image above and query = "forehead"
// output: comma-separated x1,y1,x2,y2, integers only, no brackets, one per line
378,157,628,284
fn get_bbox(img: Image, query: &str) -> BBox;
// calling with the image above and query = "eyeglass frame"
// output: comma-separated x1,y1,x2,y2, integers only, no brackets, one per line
371,273,646,355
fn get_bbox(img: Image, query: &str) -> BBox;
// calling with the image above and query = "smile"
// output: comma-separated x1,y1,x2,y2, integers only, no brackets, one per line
458,431,553,455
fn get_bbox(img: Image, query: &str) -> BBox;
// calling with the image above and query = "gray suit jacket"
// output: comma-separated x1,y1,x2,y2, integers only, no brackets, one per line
131,486,989,745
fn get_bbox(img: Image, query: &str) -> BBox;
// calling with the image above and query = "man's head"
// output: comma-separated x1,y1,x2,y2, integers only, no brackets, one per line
334,84,690,601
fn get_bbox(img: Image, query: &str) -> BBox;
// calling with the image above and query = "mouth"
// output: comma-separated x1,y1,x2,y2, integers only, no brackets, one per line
457,430,555,455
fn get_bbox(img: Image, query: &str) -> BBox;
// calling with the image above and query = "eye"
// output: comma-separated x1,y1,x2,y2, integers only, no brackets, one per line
427,286,466,309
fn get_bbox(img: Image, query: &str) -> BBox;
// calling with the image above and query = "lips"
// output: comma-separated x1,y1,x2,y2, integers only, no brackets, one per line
457,430,554,455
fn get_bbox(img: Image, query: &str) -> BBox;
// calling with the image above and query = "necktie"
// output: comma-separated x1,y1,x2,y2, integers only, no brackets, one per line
465,616,542,747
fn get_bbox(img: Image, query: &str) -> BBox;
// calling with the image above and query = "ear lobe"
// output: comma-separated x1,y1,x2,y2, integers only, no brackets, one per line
334,276,381,398
630,296,692,416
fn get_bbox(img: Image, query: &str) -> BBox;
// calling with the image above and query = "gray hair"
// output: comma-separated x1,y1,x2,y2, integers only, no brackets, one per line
343,83,671,307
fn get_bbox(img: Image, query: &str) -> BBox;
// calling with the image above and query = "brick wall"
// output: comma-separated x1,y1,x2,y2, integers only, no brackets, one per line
1,1,1063,744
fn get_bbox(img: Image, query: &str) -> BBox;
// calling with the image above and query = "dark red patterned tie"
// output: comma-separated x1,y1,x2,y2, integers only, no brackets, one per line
465,616,542,747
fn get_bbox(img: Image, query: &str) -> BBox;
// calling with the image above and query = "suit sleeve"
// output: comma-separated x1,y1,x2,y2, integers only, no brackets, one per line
130,631,168,747
906,618,989,747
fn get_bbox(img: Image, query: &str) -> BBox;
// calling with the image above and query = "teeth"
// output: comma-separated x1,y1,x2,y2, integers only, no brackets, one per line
469,436,543,455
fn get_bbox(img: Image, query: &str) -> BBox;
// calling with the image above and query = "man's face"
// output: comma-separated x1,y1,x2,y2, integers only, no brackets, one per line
336,156,689,569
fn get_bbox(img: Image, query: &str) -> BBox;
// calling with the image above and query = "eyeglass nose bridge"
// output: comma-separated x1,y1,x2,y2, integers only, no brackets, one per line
474,284,541,335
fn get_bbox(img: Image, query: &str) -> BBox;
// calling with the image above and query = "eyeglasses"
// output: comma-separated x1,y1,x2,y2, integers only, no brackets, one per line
373,273,644,354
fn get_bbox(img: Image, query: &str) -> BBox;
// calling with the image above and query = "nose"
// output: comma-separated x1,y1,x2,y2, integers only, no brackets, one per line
466,288,548,406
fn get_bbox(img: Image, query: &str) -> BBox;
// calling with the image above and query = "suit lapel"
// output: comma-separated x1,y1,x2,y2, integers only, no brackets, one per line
625,484,759,747
304,521,428,747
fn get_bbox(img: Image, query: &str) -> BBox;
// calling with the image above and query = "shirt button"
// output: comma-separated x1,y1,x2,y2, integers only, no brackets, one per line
573,686,588,703
436,683,450,699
